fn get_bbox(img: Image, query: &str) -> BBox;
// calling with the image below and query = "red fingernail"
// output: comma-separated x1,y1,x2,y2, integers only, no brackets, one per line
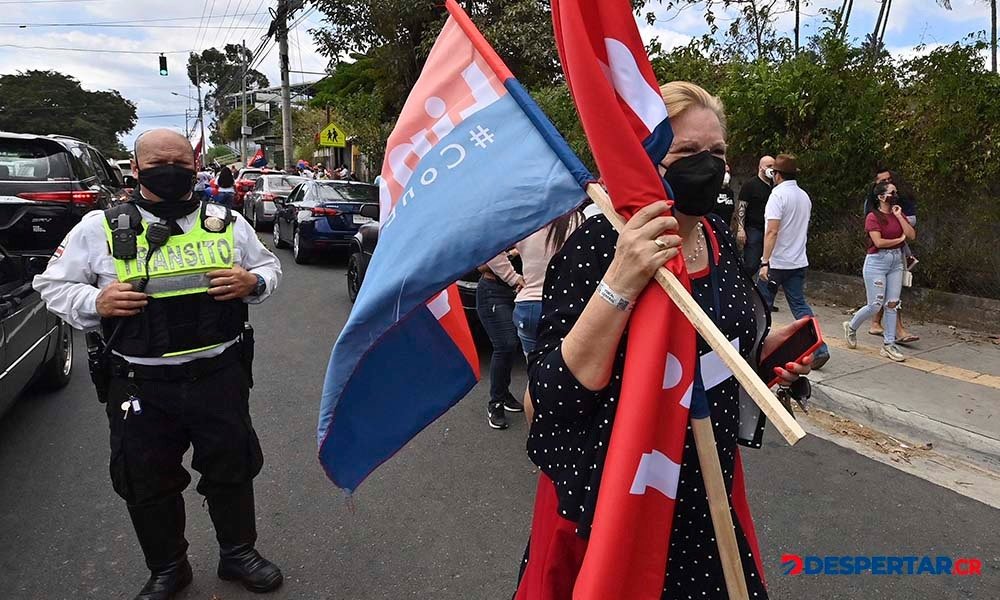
786,362,795,370
773,367,782,375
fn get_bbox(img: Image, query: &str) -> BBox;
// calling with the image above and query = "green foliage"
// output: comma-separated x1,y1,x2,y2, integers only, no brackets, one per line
219,108,271,143
187,45,269,143
206,145,237,162
650,26,1000,298
0,70,136,156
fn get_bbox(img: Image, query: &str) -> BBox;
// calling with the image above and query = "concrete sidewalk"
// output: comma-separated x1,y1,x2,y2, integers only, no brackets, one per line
770,293,1000,475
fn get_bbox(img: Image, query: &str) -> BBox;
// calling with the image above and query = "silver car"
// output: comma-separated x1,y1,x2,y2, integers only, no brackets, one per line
242,174,306,230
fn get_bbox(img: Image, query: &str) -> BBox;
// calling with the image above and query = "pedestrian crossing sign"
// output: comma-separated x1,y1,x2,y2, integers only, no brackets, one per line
319,122,347,148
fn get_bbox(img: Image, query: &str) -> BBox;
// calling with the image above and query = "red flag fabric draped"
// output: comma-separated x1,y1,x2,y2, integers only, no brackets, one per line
551,1,697,598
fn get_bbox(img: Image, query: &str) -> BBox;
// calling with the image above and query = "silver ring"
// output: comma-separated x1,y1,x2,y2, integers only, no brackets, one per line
654,238,668,250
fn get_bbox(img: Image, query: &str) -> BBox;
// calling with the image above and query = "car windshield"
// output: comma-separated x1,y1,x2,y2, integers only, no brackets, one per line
315,183,377,202
241,171,263,181
0,139,72,181
266,176,305,193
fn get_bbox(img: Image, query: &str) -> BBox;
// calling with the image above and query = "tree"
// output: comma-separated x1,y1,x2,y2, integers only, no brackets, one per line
187,44,269,143
0,70,136,156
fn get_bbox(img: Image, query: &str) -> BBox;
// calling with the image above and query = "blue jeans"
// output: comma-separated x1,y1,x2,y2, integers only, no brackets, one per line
513,301,543,357
742,226,764,278
758,267,830,357
849,249,905,345
475,278,519,407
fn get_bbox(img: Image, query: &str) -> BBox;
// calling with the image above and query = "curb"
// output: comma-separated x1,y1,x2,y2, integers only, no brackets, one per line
810,382,1000,476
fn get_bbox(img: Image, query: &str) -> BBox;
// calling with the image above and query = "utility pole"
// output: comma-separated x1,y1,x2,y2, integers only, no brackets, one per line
196,62,207,168
794,0,800,53
277,0,295,172
241,38,249,164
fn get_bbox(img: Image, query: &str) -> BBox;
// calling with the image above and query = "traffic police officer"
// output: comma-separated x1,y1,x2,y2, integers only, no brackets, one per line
34,129,283,599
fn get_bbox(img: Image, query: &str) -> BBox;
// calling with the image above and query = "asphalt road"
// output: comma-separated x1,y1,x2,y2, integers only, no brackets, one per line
1,238,997,600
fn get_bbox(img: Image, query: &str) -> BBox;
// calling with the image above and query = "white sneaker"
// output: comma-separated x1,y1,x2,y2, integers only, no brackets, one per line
880,343,906,362
843,321,857,349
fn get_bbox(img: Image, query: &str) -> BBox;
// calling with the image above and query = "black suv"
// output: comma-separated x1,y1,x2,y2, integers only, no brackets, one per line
346,204,484,338
0,132,122,416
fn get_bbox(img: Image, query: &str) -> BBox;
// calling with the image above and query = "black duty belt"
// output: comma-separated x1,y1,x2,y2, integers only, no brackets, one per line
110,342,242,381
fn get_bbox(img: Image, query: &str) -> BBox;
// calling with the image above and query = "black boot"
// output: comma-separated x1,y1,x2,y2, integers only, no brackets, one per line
206,481,283,593
127,495,192,600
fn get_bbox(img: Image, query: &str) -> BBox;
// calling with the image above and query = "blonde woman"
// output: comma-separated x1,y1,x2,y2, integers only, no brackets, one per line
515,82,813,599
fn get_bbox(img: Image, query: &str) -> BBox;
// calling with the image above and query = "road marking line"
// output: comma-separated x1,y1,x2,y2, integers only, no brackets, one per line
824,337,1000,391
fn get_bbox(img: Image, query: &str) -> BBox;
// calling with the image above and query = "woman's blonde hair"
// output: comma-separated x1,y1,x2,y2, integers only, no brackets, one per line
659,81,727,133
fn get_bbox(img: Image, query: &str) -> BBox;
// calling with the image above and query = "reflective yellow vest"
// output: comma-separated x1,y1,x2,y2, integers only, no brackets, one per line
100,209,243,357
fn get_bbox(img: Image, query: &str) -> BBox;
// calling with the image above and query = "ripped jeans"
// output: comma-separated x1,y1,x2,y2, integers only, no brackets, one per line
849,248,905,345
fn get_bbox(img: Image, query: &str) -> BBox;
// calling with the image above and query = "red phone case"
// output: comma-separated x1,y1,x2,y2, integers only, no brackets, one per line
760,317,824,387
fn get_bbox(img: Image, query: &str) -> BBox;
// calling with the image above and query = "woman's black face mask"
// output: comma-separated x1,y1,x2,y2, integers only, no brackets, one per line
661,151,727,217
138,164,196,202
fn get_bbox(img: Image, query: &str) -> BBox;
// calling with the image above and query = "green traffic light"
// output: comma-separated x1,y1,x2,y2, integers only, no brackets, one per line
158,55,168,77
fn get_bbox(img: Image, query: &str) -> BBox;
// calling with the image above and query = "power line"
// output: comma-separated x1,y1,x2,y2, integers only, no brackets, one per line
207,0,235,50
193,1,211,56
0,13,267,27
0,44,192,54
198,0,219,52
1,23,266,29
0,0,102,4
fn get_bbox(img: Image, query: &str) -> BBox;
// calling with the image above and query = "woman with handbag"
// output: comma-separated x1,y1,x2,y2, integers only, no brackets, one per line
843,181,917,362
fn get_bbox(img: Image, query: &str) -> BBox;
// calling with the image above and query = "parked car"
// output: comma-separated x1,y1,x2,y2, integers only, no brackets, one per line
115,159,131,178
0,250,74,417
0,132,102,416
1,132,124,252
235,167,284,209
242,174,305,230
347,204,483,337
272,180,378,264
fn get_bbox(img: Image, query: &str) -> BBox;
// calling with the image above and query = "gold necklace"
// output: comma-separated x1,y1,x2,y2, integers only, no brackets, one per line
684,222,704,264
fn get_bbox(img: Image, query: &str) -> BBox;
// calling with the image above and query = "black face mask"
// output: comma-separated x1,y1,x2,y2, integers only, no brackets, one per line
138,164,196,202
662,151,727,217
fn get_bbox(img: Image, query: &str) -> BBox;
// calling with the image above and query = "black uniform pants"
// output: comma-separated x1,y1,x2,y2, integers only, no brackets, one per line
106,354,264,506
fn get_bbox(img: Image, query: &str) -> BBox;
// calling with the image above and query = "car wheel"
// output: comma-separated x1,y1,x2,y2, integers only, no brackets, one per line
273,220,288,249
293,227,310,264
347,252,363,302
37,322,73,390
251,204,260,230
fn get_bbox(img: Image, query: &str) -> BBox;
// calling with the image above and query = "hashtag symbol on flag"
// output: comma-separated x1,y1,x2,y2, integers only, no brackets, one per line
469,125,495,148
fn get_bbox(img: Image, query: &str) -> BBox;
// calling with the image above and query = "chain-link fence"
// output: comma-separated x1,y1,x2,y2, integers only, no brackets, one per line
807,186,1000,302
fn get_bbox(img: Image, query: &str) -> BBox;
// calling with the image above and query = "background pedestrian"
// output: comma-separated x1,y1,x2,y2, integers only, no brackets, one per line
735,155,774,278
844,181,916,361
758,154,831,368
215,165,235,207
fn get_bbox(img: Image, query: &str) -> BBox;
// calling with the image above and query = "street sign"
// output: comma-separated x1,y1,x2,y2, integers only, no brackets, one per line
241,126,253,136
319,122,347,148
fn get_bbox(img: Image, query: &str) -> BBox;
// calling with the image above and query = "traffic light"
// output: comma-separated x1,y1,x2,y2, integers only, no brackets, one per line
158,54,168,77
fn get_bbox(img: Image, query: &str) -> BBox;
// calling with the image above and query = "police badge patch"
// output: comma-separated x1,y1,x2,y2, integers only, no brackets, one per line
203,202,230,232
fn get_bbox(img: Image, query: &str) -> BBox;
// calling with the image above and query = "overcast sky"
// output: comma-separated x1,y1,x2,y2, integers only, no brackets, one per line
0,0,990,151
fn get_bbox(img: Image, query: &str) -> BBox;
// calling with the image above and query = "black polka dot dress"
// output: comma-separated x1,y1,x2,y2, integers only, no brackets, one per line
523,214,770,600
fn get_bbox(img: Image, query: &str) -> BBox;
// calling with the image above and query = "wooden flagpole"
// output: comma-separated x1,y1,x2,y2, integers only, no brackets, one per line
584,183,805,446
691,416,750,600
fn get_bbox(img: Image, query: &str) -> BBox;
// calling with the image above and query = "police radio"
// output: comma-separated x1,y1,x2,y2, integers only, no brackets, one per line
110,214,137,260
134,222,171,293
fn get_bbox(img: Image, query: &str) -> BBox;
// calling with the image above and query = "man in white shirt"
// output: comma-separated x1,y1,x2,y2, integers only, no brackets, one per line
33,129,284,599
758,154,830,368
